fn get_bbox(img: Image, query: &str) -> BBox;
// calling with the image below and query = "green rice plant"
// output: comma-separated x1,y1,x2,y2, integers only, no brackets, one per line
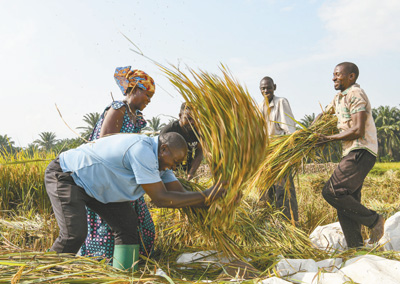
0,149,55,216
369,162,400,176
374,162,400,170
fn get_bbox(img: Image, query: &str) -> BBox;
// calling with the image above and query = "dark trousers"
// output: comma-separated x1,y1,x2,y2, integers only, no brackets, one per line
322,149,378,248
267,173,299,222
45,158,139,253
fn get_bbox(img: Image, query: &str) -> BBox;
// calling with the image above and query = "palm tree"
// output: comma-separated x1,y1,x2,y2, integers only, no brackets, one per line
77,112,100,140
143,117,166,135
0,134,15,153
54,138,84,153
25,143,39,156
372,106,400,161
298,113,316,129
168,118,176,125
34,132,58,151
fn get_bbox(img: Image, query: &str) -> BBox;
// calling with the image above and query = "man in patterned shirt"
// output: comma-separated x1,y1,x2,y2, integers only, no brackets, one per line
317,62,384,248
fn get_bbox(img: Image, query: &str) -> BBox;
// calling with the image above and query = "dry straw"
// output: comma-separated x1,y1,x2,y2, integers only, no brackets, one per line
0,251,177,284
155,179,330,264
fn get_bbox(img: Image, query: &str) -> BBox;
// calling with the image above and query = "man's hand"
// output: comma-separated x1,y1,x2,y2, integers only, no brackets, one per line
204,180,228,205
316,133,333,144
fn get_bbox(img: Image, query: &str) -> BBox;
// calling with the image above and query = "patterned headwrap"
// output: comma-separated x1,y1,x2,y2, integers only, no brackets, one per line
114,66,155,96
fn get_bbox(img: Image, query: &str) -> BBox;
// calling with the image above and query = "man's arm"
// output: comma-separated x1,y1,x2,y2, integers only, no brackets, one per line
142,180,225,208
323,111,366,141
164,180,187,193
187,144,203,180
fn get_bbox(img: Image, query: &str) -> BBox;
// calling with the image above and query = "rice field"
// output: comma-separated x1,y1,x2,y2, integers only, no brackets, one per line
1,149,400,282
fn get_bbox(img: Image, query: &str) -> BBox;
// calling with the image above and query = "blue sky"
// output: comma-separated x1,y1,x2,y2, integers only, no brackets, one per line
1,0,399,147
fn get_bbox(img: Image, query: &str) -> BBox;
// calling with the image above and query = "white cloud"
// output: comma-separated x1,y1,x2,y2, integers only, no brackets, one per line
318,0,400,55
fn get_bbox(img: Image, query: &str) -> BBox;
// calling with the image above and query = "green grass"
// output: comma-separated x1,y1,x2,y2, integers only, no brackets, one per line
370,162,400,176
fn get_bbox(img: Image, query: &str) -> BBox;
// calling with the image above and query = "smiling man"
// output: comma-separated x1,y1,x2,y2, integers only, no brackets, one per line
44,132,225,254
317,62,384,248
258,76,298,223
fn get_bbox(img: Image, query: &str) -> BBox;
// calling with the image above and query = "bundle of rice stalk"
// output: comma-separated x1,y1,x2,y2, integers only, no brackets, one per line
152,181,331,268
153,179,237,256
250,113,339,194
160,64,268,230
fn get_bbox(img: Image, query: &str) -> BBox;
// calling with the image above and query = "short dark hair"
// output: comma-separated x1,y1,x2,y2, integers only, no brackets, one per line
159,132,188,153
260,76,274,85
337,62,359,81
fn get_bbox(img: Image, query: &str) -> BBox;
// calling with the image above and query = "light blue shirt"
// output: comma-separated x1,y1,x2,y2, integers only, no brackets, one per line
59,134,177,203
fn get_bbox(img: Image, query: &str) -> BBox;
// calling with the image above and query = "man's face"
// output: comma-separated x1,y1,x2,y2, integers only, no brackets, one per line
259,79,276,102
179,109,195,133
333,65,354,92
158,144,187,171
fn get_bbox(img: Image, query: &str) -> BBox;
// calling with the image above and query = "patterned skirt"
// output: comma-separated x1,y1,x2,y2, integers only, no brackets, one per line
79,196,155,262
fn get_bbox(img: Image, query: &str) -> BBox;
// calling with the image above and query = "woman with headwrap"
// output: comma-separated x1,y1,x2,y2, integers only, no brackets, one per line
79,66,156,261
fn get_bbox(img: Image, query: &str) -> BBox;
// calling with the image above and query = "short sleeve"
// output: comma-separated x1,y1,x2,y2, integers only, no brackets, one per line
125,141,162,184
348,89,367,114
161,169,178,184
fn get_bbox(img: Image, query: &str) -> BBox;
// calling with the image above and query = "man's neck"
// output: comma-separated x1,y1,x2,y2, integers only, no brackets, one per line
341,82,357,93
264,95,274,104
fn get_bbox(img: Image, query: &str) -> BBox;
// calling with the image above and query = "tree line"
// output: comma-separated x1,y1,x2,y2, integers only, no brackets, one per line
1,105,399,162
0,114,169,155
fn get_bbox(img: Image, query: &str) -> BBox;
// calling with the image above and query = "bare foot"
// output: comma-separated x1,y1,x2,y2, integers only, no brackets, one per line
369,215,385,244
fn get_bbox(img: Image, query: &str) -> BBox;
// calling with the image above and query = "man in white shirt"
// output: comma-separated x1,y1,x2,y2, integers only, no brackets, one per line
259,76,298,222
